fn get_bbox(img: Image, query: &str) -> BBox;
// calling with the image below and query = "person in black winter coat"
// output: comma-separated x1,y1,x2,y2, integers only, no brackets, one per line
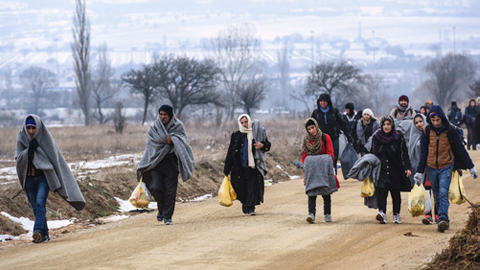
464,99,477,150
371,115,412,224
311,93,351,173
224,114,271,216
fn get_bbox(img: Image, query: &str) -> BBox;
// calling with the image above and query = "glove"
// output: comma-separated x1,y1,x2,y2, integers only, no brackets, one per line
470,168,478,179
413,173,424,185
28,138,39,154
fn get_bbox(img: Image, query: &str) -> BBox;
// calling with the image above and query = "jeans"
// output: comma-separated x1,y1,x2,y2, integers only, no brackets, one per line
25,175,50,236
427,165,453,221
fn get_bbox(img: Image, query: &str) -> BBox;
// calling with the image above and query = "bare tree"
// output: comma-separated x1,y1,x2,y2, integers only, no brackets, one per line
238,75,269,116
91,43,117,124
470,80,480,97
424,53,477,107
121,64,159,125
361,74,389,114
113,101,126,134
206,24,261,120
153,55,221,119
19,66,58,115
71,0,92,126
305,60,364,108
277,42,290,95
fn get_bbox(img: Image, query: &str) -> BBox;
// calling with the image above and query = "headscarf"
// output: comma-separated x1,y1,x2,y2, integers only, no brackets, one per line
374,115,398,145
408,113,426,175
238,114,255,168
302,118,323,156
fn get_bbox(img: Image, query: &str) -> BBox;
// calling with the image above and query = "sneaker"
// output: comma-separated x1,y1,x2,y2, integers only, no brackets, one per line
157,212,163,222
306,213,315,224
32,231,42,243
40,234,50,243
393,214,401,224
434,215,439,224
164,219,173,225
247,211,256,216
422,215,433,225
438,220,449,233
324,214,332,223
376,211,387,224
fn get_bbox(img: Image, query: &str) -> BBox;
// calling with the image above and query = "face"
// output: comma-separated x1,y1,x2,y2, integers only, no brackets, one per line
319,100,328,109
420,107,426,114
27,127,35,138
307,125,317,136
363,113,371,121
240,116,248,129
159,111,171,125
470,100,476,107
382,120,392,133
345,108,351,114
430,115,442,128
399,100,408,107
414,117,424,131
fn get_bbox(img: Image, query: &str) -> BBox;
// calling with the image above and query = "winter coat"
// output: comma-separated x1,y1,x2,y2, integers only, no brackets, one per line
371,131,412,191
356,119,380,153
464,105,477,126
311,94,350,140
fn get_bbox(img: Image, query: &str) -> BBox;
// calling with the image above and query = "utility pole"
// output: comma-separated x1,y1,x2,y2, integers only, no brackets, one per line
311,30,314,68
452,26,456,54
54,38,59,76
372,30,375,64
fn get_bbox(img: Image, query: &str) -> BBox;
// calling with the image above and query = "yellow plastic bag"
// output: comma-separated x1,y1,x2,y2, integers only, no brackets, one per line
361,178,375,197
449,170,466,205
129,177,151,208
408,184,427,217
218,176,237,207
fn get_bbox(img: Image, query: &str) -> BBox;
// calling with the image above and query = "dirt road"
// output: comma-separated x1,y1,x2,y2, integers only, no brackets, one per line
1,167,479,270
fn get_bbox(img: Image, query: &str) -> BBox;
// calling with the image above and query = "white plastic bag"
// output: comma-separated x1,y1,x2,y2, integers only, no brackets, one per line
423,190,432,214
129,178,151,208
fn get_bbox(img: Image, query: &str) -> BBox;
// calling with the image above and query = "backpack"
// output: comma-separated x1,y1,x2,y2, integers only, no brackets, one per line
447,108,463,125
424,124,468,171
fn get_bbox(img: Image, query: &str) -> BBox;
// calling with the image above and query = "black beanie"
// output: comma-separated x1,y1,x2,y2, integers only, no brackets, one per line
306,119,315,127
159,105,173,118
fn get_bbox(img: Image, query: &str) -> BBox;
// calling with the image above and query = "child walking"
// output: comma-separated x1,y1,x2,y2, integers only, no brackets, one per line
302,118,338,223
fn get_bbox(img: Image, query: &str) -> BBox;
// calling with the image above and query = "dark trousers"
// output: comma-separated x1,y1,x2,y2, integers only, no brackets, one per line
332,137,339,174
149,154,179,219
467,125,476,150
377,186,401,215
241,168,263,214
308,194,331,216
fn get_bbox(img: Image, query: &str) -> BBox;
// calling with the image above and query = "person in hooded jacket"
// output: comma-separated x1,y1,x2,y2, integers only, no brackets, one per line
414,105,477,233
355,108,380,156
447,101,463,127
371,115,412,224
464,99,477,150
311,93,351,174
224,114,271,216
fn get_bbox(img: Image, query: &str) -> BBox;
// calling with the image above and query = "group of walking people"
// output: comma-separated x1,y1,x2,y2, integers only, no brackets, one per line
14,94,478,244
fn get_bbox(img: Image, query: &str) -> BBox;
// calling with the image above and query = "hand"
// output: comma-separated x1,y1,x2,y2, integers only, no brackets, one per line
470,168,478,179
414,173,424,185
28,138,39,154
254,142,264,149
166,135,172,145
405,169,412,178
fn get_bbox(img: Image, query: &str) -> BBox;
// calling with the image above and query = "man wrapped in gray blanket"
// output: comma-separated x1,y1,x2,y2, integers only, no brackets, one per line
137,105,195,225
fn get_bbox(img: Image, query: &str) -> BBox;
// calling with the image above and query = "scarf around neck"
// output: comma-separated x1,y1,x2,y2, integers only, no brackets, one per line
320,106,330,124
302,118,323,156
238,114,255,168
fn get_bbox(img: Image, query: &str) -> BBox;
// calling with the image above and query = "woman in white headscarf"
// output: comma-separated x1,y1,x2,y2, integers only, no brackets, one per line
408,113,437,225
224,114,271,216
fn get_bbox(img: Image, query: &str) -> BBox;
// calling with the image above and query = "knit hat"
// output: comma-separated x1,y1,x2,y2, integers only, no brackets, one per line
306,119,316,127
362,108,375,120
425,100,433,106
26,117,36,128
398,95,409,103
158,105,173,118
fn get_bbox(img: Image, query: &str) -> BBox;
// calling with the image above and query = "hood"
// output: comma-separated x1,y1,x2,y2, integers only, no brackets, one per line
317,93,333,110
427,105,449,126
345,103,354,116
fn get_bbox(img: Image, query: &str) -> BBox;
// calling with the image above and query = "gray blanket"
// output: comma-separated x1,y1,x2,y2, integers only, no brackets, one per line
346,153,381,184
137,115,195,182
253,120,268,177
15,114,86,211
304,155,337,196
